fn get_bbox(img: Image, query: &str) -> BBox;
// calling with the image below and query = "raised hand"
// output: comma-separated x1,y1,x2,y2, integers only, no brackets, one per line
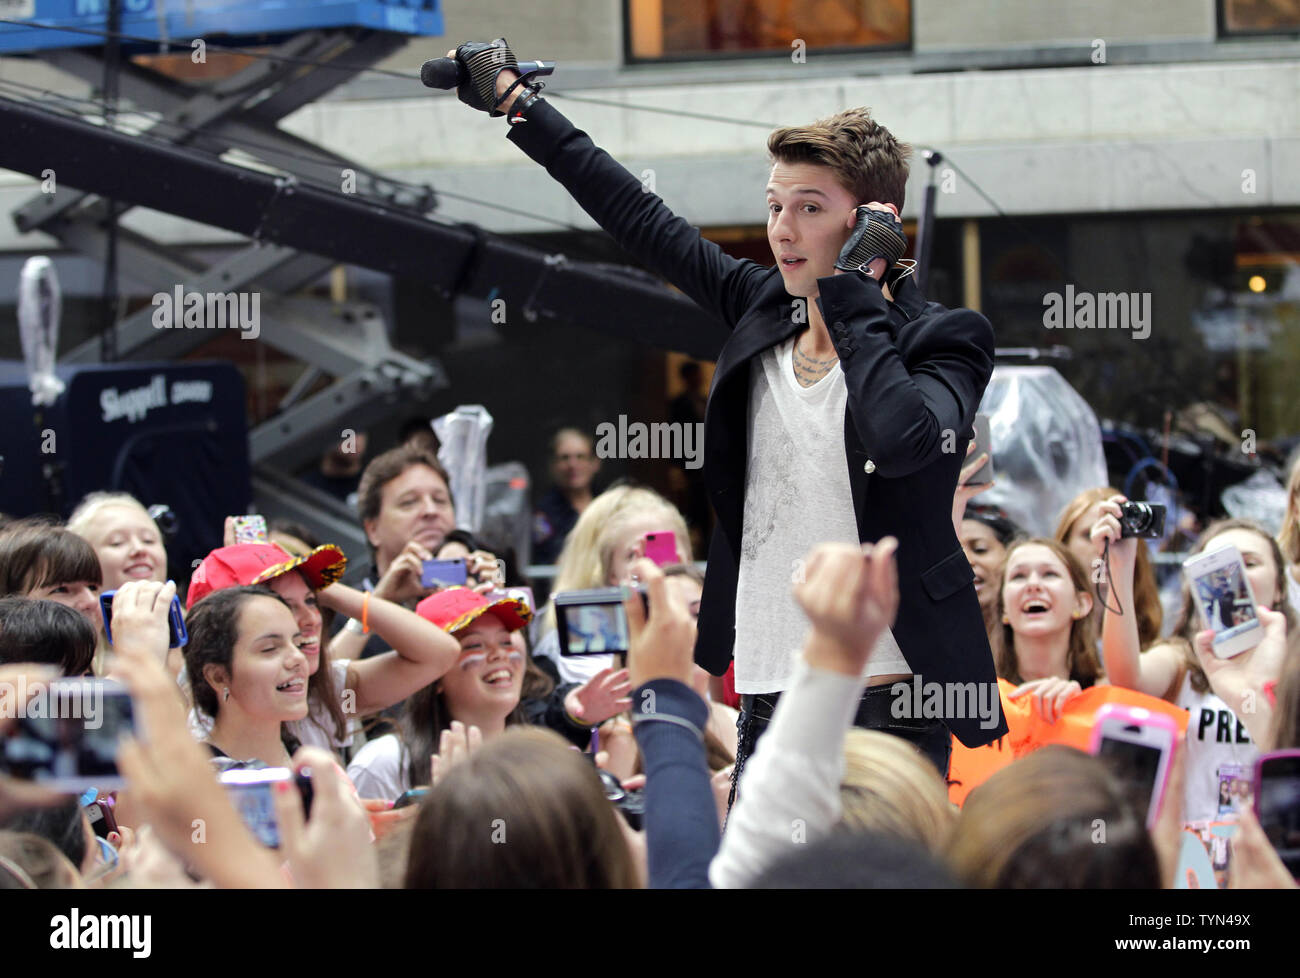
835,204,906,278
793,539,900,674
109,580,176,665
623,558,697,688
1089,493,1135,584
952,439,993,536
429,720,483,787
272,747,379,889
1193,607,1287,748
372,540,435,605
566,667,634,727
451,38,522,116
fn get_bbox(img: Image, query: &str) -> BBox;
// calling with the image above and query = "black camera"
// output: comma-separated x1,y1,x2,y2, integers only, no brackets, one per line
553,586,648,657
1118,501,1166,539
596,767,644,830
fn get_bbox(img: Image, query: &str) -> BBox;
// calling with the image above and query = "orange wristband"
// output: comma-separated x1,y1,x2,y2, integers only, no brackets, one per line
361,591,371,634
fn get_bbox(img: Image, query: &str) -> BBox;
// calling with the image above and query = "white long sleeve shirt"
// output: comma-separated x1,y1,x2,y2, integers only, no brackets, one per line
709,658,866,888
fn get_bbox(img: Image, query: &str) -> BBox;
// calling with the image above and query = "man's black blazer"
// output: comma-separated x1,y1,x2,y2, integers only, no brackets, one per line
509,99,1008,747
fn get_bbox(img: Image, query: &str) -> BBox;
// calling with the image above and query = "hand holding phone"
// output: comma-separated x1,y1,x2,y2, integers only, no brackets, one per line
964,414,994,486
1253,750,1300,881
555,587,643,656
641,531,681,568
101,581,187,652
1091,704,1178,829
420,558,468,589
1183,544,1264,658
220,767,313,848
0,679,136,791
231,515,269,544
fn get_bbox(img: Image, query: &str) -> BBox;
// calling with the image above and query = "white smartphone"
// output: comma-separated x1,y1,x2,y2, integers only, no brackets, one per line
1090,705,1179,829
1182,544,1264,658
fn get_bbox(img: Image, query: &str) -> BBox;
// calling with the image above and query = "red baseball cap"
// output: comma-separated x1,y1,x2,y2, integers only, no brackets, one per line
415,586,531,635
187,543,346,608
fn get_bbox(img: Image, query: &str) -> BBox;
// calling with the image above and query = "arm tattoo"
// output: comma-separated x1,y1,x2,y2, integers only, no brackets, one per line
791,341,839,388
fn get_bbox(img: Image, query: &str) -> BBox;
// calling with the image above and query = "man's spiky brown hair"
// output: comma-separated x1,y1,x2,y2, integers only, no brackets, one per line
767,108,912,210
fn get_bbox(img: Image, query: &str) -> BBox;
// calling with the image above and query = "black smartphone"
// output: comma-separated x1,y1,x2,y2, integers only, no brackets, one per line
965,413,993,486
0,679,136,791
1254,750,1300,879
100,590,188,648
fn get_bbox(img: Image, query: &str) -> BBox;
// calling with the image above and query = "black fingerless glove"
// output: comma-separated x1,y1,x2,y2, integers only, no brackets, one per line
454,38,520,117
835,206,908,276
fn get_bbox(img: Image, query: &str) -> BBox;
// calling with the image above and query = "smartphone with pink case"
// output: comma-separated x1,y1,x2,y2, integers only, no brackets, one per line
1090,704,1179,829
641,531,680,568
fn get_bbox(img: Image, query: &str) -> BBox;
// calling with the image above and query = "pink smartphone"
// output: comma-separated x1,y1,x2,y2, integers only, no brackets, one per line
642,531,681,568
1090,704,1179,829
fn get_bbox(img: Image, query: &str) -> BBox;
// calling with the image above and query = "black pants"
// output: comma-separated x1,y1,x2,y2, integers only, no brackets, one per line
728,683,952,813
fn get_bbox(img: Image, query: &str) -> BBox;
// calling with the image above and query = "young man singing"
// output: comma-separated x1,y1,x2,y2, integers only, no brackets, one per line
443,39,1008,780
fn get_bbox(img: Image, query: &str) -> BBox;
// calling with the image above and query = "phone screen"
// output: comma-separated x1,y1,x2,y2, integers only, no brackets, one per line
559,601,629,656
1256,757,1300,877
0,680,135,791
224,779,283,848
1098,735,1163,823
1185,547,1261,647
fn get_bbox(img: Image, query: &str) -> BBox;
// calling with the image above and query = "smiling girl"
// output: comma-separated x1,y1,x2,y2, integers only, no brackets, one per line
347,588,533,801
0,520,105,669
994,538,1104,723
186,543,461,757
1093,504,1297,823
184,586,310,766
67,493,169,592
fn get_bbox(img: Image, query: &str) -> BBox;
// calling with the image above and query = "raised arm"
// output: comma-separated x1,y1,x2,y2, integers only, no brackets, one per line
448,40,767,330
1092,495,1181,698
624,558,719,889
317,583,460,716
710,538,900,888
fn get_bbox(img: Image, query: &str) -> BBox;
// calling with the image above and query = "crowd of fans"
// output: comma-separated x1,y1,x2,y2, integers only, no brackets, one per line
0,427,1298,891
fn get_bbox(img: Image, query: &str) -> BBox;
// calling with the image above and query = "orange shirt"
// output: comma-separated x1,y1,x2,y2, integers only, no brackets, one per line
947,679,1190,806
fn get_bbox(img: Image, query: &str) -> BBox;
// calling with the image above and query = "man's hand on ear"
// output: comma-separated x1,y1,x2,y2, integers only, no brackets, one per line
835,203,905,280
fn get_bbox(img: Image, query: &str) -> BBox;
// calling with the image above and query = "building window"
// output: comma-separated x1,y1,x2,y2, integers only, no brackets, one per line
1219,0,1300,36
626,0,910,62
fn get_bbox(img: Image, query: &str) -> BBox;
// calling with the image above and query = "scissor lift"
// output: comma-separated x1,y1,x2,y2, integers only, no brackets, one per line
2,1,449,543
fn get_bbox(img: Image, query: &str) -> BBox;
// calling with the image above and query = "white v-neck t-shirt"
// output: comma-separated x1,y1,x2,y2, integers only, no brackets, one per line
732,338,909,694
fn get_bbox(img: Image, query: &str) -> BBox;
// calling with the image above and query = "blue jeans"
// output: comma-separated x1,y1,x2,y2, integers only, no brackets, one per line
728,683,952,814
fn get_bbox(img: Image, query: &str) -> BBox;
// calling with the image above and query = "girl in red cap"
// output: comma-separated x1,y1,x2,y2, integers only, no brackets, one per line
186,540,461,759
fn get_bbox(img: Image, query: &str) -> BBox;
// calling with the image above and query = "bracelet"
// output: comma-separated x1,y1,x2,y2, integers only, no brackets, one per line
507,83,545,124
344,617,366,636
361,591,371,635
493,74,531,113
